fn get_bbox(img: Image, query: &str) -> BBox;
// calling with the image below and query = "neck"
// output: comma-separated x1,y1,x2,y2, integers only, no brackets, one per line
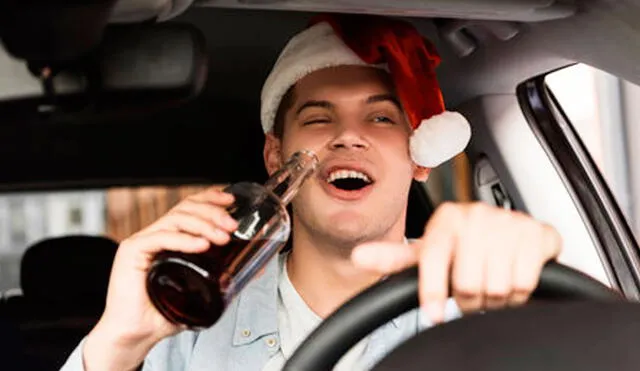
286,219,406,318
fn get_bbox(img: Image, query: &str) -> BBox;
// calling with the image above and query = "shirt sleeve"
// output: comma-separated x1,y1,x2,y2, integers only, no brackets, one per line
418,297,462,330
59,330,199,371
59,337,151,371
59,337,88,371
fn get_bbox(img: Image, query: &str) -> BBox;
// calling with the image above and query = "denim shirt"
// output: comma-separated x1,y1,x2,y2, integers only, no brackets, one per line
61,252,461,371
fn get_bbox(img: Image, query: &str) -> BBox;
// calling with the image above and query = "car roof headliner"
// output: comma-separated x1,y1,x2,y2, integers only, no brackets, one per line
176,1,640,109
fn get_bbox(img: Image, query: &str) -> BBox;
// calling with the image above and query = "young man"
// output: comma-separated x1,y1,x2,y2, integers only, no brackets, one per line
62,14,561,371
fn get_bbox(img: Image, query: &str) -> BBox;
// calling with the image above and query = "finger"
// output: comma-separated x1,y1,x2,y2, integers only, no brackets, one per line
125,230,211,256
161,212,234,246
509,240,545,307
351,242,418,274
177,201,239,232
148,201,238,234
540,223,563,261
484,244,514,310
419,203,459,324
451,245,486,315
448,208,487,315
188,187,235,205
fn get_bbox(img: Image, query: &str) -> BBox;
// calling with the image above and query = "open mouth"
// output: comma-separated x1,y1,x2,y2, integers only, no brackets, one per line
326,169,373,192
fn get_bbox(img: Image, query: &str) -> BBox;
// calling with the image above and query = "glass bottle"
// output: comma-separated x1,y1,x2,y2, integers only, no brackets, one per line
146,150,318,329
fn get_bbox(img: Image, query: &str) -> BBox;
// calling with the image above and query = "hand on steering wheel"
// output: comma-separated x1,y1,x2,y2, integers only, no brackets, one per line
351,203,563,323
283,262,622,371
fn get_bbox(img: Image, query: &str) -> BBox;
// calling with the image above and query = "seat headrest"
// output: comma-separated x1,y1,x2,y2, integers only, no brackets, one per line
20,235,118,304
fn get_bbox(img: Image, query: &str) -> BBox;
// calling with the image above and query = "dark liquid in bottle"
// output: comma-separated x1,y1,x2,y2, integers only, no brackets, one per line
147,236,255,329
147,183,286,329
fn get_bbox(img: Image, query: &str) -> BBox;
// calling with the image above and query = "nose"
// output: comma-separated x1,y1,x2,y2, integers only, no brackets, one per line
328,126,369,152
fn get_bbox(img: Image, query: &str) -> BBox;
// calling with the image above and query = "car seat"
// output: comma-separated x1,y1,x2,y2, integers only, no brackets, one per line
0,235,118,370
405,180,435,239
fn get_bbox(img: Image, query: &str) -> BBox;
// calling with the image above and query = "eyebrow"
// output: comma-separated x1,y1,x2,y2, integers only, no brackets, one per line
366,93,403,112
295,93,403,116
295,100,334,116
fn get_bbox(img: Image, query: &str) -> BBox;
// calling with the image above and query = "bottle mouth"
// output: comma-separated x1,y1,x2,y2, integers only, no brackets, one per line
293,149,320,170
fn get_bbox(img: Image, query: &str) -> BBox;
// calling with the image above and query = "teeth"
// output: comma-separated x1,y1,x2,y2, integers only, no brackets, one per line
327,169,371,183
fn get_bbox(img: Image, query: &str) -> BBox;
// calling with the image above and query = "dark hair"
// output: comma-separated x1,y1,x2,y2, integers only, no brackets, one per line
272,86,296,139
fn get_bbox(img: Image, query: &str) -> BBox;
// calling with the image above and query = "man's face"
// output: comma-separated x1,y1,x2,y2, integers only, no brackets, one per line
264,66,429,250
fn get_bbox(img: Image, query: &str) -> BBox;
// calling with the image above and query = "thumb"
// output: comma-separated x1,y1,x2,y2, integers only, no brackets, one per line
351,241,419,274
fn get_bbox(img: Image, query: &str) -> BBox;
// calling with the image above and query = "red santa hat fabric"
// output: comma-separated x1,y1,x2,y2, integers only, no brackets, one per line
260,14,471,168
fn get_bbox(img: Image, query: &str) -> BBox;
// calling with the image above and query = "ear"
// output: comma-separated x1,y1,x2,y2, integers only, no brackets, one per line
264,133,283,176
413,165,431,182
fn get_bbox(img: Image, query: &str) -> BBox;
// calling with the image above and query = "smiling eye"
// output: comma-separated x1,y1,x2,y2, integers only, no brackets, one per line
373,115,395,124
303,118,331,126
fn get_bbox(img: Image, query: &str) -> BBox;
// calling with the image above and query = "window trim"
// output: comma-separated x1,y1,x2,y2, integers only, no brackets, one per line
517,75,640,299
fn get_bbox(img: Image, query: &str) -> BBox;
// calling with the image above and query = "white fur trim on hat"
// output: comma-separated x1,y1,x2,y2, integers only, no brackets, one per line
261,22,385,133
409,111,472,168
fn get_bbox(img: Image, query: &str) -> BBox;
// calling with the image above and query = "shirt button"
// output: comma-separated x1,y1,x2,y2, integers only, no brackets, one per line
241,329,251,337
265,337,277,347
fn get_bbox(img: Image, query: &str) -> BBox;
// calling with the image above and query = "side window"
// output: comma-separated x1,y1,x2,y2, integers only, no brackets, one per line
105,185,213,241
0,185,215,292
546,64,640,239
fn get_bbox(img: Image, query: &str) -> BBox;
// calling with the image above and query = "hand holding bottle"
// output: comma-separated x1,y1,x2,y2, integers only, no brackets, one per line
146,150,318,329
82,187,238,371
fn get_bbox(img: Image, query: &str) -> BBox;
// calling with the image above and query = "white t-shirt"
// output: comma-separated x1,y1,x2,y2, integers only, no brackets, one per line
262,255,370,371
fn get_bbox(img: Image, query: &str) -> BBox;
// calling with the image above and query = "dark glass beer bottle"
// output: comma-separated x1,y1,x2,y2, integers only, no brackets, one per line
146,150,318,329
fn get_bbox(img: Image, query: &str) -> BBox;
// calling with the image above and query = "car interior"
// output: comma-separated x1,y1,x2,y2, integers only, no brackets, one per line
1,0,640,370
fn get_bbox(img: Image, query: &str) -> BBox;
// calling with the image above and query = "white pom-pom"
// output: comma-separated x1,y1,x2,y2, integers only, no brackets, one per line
409,111,472,168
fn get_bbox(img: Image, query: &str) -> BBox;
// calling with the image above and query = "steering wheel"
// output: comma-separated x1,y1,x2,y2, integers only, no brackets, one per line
282,262,640,371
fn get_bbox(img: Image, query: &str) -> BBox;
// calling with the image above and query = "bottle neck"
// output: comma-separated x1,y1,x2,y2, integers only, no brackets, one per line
264,150,319,206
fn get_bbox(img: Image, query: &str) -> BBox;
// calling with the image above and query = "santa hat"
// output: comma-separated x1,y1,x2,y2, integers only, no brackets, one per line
260,14,471,168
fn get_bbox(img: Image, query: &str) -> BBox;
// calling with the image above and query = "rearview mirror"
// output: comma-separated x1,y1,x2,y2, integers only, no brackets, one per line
0,23,208,120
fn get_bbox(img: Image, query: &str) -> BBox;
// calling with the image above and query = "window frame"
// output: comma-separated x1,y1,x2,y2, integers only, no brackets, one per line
517,74,640,299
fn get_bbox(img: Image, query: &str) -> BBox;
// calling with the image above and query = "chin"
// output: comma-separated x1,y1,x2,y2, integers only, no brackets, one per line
294,194,398,245
325,208,367,228
320,214,375,245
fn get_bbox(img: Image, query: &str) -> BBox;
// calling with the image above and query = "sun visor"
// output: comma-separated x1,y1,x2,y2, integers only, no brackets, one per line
201,0,576,22
0,23,208,121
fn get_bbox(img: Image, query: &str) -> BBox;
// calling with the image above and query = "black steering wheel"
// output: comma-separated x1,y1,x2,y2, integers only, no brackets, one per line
282,262,640,371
